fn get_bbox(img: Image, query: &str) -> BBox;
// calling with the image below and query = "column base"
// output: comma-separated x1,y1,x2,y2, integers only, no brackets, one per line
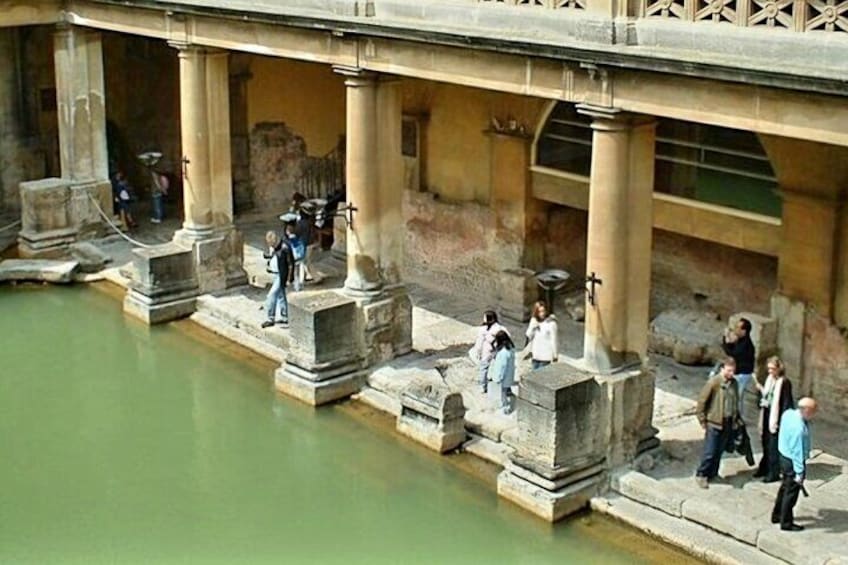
357,284,413,365
274,358,365,406
123,288,198,325
18,227,79,259
497,464,605,522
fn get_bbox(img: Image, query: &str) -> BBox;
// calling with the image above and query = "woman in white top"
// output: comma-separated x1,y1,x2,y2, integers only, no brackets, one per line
525,301,558,371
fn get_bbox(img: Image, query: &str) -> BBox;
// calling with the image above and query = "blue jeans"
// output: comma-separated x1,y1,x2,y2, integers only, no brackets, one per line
479,362,490,392
735,373,753,416
696,419,733,479
264,276,288,323
151,194,164,221
532,360,551,371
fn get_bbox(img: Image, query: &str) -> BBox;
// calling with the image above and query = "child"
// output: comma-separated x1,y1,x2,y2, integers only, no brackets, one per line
489,330,516,414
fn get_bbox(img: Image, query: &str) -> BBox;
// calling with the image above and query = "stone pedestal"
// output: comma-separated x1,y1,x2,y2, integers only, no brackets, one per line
396,383,466,453
358,285,413,366
123,231,245,324
596,367,659,468
17,178,110,258
275,290,365,405
497,364,607,522
123,242,199,324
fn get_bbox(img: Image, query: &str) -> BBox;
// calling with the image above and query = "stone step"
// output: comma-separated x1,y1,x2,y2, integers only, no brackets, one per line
193,292,290,363
592,494,785,565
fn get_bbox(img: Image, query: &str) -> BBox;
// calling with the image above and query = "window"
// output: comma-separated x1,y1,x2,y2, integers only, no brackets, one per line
535,103,781,218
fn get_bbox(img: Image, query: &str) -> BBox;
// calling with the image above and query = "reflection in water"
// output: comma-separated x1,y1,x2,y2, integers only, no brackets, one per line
0,285,695,565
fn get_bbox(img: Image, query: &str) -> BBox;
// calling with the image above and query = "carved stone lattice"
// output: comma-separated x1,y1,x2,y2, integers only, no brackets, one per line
553,0,587,8
515,0,546,5
749,0,795,27
645,0,688,19
805,0,848,31
695,0,738,22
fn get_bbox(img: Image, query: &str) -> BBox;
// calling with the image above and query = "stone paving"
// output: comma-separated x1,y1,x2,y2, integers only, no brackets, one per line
75,216,848,564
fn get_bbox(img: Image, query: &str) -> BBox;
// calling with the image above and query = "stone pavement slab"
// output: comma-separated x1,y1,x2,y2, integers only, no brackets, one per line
0,259,79,283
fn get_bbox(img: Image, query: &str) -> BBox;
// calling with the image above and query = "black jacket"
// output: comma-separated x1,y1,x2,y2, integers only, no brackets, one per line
264,240,294,285
727,425,756,466
722,335,755,375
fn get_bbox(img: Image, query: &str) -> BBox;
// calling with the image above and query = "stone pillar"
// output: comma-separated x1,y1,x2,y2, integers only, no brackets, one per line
338,68,382,295
778,189,840,319
18,25,111,257
124,44,245,324
578,105,656,373
54,25,108,184
376,77,404,286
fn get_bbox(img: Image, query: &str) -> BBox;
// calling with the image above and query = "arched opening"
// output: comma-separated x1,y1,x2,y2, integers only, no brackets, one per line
535,102,781,217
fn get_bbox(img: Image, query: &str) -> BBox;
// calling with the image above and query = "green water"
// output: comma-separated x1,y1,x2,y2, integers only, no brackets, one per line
0,286,686,564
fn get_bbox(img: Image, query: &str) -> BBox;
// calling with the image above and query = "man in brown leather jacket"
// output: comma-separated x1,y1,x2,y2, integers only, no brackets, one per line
695,357,743,488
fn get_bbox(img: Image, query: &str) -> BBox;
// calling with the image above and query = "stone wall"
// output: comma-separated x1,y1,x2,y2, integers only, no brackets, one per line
542,204,776,320
248,122,308,213
652,230,777,319
802,311,848,425
403,189,512,301
0,28,50,211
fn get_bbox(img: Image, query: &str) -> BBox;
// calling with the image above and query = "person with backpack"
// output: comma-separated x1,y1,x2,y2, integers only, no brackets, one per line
261,225,295,329
287,225,307,292
489,330,517,414
471,310,508,395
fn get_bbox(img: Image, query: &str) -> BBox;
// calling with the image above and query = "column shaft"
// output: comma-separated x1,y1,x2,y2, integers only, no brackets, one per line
580,106,656,372
53,25,108,183
177,45,214,238
376,78,404,286
341,70,382,293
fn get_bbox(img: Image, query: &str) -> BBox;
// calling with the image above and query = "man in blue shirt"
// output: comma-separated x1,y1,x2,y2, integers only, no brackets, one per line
771,397,818,532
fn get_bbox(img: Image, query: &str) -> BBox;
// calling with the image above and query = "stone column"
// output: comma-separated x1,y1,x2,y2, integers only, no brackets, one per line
578,105,656,373
18,24,111,257
338,67,382,295
123,43,245,324
54,24,108,184
376,77,404,286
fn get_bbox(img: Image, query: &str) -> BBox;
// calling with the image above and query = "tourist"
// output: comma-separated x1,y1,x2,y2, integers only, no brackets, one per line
113,171,137,230
753,356,795,483
471,310,508,394
287,225,306,292
721,318,756,417
525,300,558,370
149,168,169,224
295,202,316,286
489,330,516,414
694,357,743,489
771,397,818,532
261,226,295,329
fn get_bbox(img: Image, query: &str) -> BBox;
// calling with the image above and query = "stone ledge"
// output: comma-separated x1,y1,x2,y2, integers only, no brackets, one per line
190,311,287,365
681,495,770,546
274,366,365,406
610,470,685,517
0,259,80,284
591,495,783,565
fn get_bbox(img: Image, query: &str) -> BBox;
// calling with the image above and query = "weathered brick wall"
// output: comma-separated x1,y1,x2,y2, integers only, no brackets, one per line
403,190,517,303
802,311,848,425
540,205,777,320
652,230,777,319
248,122,307,213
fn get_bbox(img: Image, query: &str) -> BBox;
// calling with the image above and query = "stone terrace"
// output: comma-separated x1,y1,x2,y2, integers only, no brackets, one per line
84,219,848,565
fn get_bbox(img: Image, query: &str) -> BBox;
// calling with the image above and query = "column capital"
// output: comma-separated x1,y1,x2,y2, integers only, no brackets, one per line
576,104,656,132
168,41,227,57
333,65,378,87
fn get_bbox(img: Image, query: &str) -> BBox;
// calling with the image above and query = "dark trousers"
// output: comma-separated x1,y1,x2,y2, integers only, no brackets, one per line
696,419,733,478
756,410,780,480
771,455,802,528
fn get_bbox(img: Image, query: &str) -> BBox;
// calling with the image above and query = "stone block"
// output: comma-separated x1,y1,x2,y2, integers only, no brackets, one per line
497,469,603,522
19,178,71,234
69,241,111,273
274,366,365,406
289,291,358,366
122,242,200,324
611,470,684,517
681,496,770,546
68,180,111,237
396,382,466,453
597,369,658,467
513,363,606,473
649,309,725,365
0,259,79,284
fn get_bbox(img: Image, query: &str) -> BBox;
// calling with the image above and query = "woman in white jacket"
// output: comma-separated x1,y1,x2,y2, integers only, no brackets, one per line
525,301,558,371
